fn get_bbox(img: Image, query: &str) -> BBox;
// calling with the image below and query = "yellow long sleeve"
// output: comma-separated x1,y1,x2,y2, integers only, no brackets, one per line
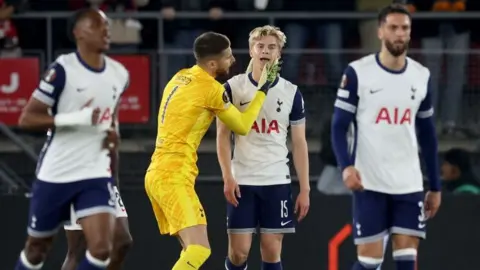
216,91,266,135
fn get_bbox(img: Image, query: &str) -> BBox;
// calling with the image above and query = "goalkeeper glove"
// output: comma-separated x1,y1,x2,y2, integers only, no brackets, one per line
257,59,281,94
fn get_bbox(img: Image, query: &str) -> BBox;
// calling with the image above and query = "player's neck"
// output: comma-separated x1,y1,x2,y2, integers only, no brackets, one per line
76,48,105,71
196,63,217,78
251,68,262,83
378,51,406,71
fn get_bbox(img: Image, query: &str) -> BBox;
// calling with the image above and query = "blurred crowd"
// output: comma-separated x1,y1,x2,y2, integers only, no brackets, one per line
1,0,480,135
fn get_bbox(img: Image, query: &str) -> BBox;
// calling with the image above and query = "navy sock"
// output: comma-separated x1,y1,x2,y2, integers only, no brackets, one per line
393,248,416,270
77,251,109,270
262,261,282,270
395,261,415,270
225,257,247,270
15,251,43,270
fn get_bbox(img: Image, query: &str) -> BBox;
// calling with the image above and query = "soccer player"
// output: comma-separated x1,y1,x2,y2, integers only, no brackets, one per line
217,25,310,270
144,31,279,270
331,4,441,270
15,8,129,270
61,131,132,269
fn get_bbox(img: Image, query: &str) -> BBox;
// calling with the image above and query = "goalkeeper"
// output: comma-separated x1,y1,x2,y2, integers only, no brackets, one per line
145,31,280,270
217,25,310,270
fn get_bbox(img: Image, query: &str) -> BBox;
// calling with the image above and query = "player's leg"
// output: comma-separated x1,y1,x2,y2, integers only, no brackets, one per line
390,192,426,270
351,190,389,270
145,172,211,270
258,184,295,270
108,187,133,270
73,178,117,269
62,221,86,270
15,180,73,270
225,185,257,270
170,185,211,270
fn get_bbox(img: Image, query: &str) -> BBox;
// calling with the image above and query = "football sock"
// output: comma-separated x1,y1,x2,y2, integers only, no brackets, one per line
352,256,383,269
15,251,44,270
262,261,282,270
77,251,110,269
172,245,211,270
225,257,247,270
393,249,416,270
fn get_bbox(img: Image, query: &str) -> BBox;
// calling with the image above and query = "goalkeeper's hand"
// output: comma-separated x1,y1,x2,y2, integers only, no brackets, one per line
257,59,281,94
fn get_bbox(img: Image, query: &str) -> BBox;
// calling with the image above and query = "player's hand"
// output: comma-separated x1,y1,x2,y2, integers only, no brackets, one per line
257,59,281,94
91,108,101,125
103,128,119,151
295,189,310,222
342,166,363,191
424,191,441,219
223,175,241,207
161,7,176,20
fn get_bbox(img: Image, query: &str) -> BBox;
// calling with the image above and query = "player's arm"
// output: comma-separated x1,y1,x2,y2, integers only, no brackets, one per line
415,77,441,191
331,66,359,170
290,89,310,193
209,84,266,136
216,83,234,178
18,63,95,130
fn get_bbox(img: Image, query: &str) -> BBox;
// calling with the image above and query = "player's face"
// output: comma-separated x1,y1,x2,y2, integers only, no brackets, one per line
212,47,235,77
378,13,411,57
441,162,460,181
78,11,111,52
250,35,281,70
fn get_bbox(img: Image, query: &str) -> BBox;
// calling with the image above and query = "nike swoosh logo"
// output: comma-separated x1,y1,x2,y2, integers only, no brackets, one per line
239,101,251,106
370,89,383,94
77,88,87,92
281,220,292,226
418,223,426,229
186,261,195,268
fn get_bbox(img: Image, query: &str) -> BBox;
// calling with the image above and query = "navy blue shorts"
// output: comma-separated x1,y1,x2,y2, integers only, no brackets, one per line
352,190,426,245
227,184,295,234
27,178,116,238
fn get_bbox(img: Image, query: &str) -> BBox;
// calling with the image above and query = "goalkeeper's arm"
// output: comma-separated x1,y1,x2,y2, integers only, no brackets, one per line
216,61,279,135
216,91,266,135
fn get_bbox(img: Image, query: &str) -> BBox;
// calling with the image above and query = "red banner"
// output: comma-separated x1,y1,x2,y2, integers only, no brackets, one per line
110,55,151,124
0,58,40,126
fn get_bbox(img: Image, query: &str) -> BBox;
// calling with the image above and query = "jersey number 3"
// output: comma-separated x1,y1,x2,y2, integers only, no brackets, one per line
161,86,179,123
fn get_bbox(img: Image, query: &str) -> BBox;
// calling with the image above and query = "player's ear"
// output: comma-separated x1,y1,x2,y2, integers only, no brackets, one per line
377,26,382,40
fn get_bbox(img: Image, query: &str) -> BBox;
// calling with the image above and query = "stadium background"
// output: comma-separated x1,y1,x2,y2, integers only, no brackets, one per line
1,0,480,269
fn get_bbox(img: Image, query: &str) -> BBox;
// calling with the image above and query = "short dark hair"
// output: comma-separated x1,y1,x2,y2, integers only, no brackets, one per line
377,4,411,25
193,32,231,60
67,8,94,42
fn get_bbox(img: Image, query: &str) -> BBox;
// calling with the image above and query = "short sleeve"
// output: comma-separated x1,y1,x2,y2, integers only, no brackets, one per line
32,62,66,107
290,88,305,125
223,82,233,104
334,65,359,114
205,82,231,113
417,76,434,119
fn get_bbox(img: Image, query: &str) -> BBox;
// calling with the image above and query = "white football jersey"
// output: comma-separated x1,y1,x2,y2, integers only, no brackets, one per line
225,73,305,186
33,52,129,183
334,54,432,194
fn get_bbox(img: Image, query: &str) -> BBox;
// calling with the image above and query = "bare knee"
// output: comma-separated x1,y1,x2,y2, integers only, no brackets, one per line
177,225,210,249
87,239,112,260
113,232,133,257
392,234,419,250
356,240,385,268
260,234,283,263
24,237,53,265
228,234,252,265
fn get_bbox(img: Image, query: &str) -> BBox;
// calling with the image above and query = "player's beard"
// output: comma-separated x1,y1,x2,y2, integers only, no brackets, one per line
385,40,409,57
215,66,229,77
